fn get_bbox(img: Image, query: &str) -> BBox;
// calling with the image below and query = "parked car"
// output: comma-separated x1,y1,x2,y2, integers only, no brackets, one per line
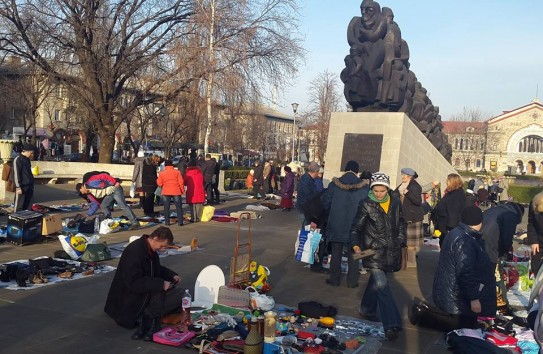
61,153,83,162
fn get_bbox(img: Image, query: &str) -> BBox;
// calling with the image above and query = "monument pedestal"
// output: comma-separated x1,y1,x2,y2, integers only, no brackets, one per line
323,112,456,268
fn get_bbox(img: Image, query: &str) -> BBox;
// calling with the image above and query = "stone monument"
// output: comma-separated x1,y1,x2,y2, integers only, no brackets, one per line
340,0,451,161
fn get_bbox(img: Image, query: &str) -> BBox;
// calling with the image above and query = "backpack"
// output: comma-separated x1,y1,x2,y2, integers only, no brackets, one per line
82,171,110,184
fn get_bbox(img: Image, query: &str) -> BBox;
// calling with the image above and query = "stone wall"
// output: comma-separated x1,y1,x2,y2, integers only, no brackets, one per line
323,112,456,189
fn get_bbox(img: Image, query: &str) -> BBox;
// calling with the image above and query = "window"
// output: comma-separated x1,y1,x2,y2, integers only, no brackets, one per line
9,108,16,120
476,159,481,168
55,85,62,97
54,109,61,121
455,138,458,150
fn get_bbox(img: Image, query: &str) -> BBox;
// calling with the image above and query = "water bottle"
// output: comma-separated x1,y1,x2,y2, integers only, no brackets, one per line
93,216,100,234
182,289,192,325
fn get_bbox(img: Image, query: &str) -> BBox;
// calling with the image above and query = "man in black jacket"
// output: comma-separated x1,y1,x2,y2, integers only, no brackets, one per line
104,226,182,341
201,154,216,205
13,143,35,212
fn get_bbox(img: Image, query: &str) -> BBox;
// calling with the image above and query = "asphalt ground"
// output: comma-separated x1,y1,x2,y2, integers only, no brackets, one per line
0,184,525,354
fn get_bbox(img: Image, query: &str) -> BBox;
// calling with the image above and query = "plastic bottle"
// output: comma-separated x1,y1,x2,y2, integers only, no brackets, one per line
263,311,277,343
94,216,101,234
182,289,192,325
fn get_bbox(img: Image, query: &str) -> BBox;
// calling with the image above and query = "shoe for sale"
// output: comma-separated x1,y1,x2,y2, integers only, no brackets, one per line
58,271,73,279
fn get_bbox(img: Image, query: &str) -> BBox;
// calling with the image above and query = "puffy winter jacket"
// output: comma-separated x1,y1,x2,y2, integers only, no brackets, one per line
185,166,205,204
481,202,524,263
321,172,368,244
157,166,185,196
433,223,496,317
350,194,406,272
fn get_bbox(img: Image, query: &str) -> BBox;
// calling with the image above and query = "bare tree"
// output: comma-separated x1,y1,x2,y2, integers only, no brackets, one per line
193,0,304,155
0,0,197,162
449,107,492,122
305,70,344,161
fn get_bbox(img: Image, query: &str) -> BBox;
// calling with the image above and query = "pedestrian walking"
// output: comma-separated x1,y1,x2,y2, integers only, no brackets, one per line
351,172,406,340
279,166,294,211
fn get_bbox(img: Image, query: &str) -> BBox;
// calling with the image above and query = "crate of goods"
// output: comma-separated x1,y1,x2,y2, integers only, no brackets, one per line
7,210,43,245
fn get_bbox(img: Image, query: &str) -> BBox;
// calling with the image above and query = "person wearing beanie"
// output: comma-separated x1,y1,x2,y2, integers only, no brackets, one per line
480,202,525,314
350,171,406,340
433,173,466,247
394,167,423,268
321,160,368,288
426,205,496,332
13,143,35,211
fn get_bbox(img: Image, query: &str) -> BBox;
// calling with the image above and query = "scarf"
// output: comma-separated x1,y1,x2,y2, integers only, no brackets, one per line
369,190,390,213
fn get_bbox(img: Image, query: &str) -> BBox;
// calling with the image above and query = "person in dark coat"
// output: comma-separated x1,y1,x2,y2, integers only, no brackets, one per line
481,202,524,313
296,161,327,273
433,173,466,247
13,143,35,212
141,155,160,216
252,160,265,200
351,172,406,341
465,189,477,207
431,206,496,331
321,161,367,288
211,157,221,203
177,156,188,178
395,167,423,267
280,166,295,211
528,191,543,274
104,226,182,341
201,154,216,205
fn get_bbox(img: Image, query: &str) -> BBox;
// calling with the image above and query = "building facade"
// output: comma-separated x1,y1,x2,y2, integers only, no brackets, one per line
443,98,543,174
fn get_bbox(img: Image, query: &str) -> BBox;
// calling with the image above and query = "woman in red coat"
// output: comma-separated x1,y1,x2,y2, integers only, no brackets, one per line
157,160,185,226
184,160,205,222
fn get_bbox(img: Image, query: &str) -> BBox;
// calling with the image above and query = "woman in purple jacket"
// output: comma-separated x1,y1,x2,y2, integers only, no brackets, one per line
280,166,295,211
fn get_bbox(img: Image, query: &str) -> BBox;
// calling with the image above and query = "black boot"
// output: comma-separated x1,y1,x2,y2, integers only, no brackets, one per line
131,316,150,340
142,316,161,341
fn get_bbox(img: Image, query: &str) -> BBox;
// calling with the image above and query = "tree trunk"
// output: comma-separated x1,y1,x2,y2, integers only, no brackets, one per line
98,129,116,163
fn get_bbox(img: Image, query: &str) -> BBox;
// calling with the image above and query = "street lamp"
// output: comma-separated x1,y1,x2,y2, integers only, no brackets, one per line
291,102,298,162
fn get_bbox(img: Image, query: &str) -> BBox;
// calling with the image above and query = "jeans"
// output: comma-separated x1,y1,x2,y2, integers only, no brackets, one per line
101,186,138,224
162,195,183,225
360,268,402,330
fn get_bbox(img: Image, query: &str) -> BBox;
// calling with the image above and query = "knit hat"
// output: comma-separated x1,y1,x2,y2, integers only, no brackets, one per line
360,171,372,180
137,150,145,157
461,206,483,226
401,167,418,178
22,143,35,152
344,160,359,174
370,172,390,189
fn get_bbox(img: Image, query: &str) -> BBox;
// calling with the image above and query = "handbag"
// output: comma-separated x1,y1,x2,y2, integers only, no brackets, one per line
129,182,136,198
155,186,163,197
294,226,322,264
80,243,112,262
298,301,337,318
200,205,215,222
217,286,251,308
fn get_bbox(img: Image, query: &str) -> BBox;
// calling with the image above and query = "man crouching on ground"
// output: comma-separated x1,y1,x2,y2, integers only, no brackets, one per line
104,226,183,340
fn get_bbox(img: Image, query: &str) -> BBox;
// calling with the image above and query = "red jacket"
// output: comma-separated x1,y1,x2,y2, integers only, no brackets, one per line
156,166,184,196
185,166,205,203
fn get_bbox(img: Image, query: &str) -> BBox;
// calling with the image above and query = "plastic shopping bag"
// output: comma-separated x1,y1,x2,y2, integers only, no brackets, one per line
129,182,136,198
294,226,322,264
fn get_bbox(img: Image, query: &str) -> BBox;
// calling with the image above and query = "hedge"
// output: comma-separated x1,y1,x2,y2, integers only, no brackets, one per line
224,167,250,180
507,185,543,204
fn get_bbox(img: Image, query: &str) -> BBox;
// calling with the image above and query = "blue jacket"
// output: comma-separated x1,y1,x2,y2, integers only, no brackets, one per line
433,223,496,317
481,203,524,263
296,172,318,213
321,172,367,244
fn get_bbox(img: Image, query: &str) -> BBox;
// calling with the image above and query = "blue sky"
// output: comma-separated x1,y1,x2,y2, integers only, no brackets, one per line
275,0,543,120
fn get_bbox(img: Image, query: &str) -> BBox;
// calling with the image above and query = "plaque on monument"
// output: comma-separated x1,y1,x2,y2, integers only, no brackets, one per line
341,133,383,173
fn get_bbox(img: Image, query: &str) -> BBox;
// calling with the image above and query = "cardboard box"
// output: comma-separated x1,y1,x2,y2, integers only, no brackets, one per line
42,213,62,235
7,210,43,245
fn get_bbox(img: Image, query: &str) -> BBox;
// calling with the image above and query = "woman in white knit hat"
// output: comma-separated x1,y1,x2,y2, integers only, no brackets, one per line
351,171,407,341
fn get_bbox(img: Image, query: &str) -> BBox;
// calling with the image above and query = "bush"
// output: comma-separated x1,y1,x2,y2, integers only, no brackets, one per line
224,167,250,180
507,184,542,204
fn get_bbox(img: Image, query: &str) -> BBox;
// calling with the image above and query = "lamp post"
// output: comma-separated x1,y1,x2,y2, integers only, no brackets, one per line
291,102,298,162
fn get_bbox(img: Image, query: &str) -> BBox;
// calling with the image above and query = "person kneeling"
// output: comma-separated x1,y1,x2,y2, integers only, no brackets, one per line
419,206,496,332
104,226,183,340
